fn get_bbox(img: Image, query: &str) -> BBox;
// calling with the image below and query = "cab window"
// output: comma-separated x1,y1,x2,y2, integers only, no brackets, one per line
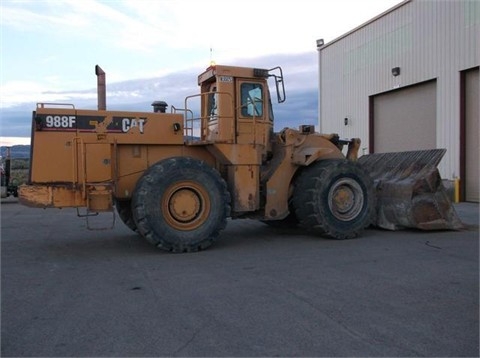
241,83,263,117
207,85,218,121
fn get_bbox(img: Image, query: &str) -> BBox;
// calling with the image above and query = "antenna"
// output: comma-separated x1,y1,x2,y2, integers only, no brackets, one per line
210,47,215,67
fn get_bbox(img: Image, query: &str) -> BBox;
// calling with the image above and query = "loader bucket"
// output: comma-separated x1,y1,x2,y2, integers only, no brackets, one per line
358,149,464,231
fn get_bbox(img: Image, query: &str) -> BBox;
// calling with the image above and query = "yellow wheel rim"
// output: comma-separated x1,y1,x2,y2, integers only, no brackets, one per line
162,181,210,230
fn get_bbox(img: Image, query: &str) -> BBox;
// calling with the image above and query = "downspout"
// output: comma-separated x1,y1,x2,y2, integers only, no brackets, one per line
316,39,324,133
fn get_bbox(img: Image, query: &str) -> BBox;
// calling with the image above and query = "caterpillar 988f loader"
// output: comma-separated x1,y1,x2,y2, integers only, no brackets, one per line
19,64,462,252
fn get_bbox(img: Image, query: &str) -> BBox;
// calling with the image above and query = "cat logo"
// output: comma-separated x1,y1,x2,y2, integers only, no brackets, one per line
122,118,145,133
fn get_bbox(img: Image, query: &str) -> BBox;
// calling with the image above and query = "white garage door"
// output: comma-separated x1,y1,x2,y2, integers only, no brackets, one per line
372,80,437,153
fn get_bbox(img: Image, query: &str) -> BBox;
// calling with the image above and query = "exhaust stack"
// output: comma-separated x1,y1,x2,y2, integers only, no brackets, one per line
95,65,106,110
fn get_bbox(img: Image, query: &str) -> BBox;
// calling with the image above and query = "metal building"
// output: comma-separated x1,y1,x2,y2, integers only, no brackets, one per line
317,0,479,202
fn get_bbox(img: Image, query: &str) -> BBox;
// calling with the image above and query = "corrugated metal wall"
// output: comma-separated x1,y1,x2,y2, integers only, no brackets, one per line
318,0,479,178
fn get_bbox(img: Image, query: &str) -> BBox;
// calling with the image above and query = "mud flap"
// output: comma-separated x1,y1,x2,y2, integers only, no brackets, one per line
358,149,464,231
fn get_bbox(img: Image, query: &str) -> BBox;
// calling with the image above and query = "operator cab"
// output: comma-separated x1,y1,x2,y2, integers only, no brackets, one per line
194,64,285,153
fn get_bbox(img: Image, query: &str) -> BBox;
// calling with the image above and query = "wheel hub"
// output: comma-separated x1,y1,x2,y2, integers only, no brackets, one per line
162,181,210,231
169,189,201,222
328,178,364,221
333,186,355,213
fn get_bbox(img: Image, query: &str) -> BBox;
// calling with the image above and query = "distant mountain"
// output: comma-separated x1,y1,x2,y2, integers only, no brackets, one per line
0,145,31,159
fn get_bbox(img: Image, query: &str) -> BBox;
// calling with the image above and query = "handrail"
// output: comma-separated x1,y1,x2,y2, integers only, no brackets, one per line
179,91,234,142
172,105,195,140
71,137,86,199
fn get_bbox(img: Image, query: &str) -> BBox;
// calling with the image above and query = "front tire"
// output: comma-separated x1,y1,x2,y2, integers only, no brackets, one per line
132,157,230,253
292,159,374,239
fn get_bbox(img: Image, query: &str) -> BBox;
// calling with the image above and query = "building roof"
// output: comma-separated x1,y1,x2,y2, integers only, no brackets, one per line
317,0,411,51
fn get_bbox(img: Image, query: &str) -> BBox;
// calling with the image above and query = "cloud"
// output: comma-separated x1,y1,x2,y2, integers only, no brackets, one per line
0,81,96,108
0,52,320,137
0,0,403,145
1,0,402,76
1,51,317,108
0,137,31,147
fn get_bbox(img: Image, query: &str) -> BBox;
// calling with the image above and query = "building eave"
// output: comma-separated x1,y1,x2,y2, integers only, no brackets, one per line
317,0,412,51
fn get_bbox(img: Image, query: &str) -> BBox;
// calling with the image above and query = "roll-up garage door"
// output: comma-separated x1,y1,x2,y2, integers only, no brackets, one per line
372,80,437,153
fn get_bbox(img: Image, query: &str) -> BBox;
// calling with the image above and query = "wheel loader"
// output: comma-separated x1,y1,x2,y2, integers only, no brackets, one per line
19,64,462,252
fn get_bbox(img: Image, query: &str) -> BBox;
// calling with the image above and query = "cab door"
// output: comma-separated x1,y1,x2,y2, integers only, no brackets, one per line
205,79,235,143
236,80,268,146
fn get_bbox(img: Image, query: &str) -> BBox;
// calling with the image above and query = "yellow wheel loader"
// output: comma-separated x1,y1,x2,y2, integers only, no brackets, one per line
19,64,462,252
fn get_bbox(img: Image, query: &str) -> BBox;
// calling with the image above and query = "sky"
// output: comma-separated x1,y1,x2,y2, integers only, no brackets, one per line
0,0,402,146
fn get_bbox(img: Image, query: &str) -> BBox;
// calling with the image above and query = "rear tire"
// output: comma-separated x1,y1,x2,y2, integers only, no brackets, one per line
292,159,374,239
132,157,230,252
115,199,138,233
